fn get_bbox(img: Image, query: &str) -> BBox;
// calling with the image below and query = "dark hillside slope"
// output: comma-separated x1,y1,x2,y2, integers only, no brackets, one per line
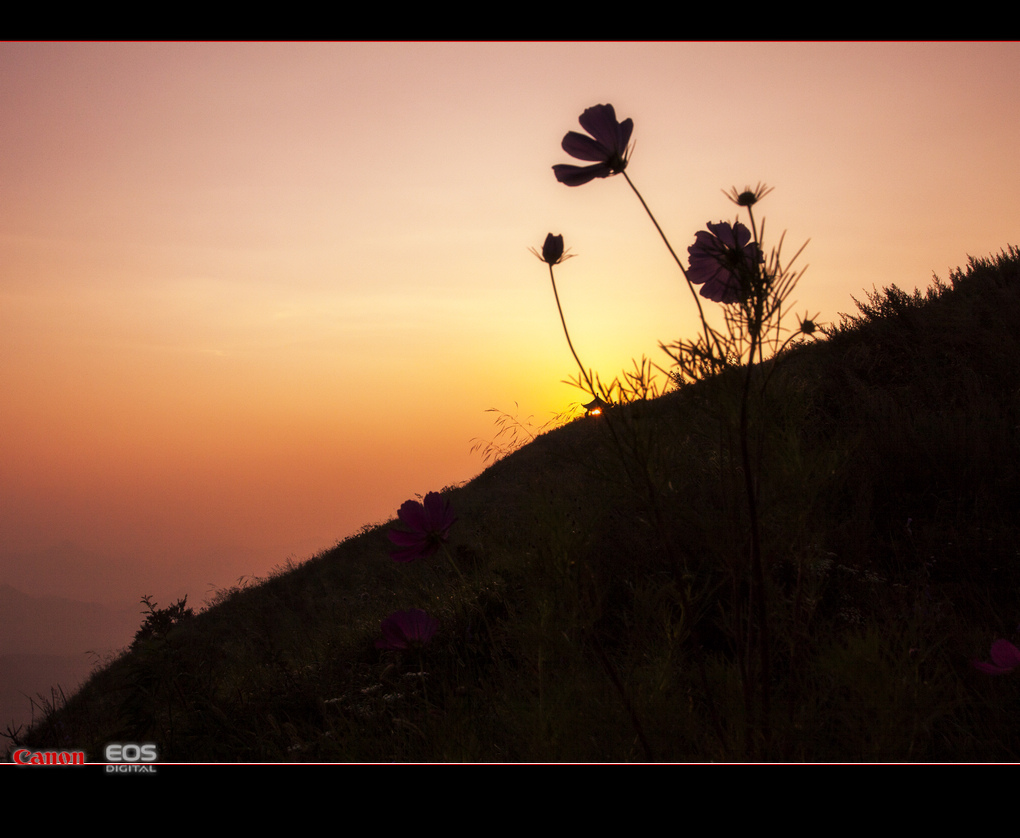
13,247,1020,761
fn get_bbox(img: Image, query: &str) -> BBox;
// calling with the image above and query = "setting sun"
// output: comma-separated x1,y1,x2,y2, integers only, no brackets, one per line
3,41,1018,609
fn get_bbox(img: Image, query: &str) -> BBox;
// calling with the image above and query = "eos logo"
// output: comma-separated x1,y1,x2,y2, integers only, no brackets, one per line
105,743,158,763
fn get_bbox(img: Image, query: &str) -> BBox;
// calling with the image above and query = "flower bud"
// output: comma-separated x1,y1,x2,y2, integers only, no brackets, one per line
542,233,564,265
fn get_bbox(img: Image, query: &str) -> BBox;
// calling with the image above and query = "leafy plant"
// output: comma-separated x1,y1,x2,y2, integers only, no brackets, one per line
133,595,194,647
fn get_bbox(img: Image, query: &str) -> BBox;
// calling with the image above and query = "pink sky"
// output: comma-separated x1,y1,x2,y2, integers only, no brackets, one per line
3,41,1018,608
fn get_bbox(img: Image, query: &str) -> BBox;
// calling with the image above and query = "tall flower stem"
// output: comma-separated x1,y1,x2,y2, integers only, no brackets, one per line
734,200,771,756
440,541,467,586
621,171,722,363
441,541,497,649
621,172,691,284
548,258,654,496
548,264,597,398
739,327,770,756
549,255,711,758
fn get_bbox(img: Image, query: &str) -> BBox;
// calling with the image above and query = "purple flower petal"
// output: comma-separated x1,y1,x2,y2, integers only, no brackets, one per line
578,104,633,156
388,491,456,562
973,659,1011,674
388,530,421,546
561,131,612,162
388,529,426,564
376,609,439,651
553,163,611,187
990,639,1020,669
712,220,752,250
422,491,448,519
687,221,761,305
396,499,427,530
972,639,1020,674
554,104,632,185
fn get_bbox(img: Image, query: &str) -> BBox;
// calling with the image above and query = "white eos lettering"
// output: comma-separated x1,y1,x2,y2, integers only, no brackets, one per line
105,743,158,763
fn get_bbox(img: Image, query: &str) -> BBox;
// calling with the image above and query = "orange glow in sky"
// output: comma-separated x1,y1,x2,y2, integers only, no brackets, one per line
3,41,1018,606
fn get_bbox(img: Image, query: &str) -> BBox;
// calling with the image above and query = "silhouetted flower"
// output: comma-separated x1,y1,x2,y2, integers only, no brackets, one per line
553,104,633,187
375,609,439,651
972,639,1020,674
388,491,457,562
687,221,762,304
530,233,572,265
798,312,820,335
723,182,774,207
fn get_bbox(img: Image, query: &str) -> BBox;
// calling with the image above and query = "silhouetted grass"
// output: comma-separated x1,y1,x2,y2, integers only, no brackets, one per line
10,247,1020,761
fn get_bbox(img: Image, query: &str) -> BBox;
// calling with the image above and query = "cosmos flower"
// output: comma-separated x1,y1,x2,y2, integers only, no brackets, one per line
972,639,1020,674
388,491,457,562
553,104,633,187
687,221,763,304
530,233,572,265
375,609,439,651
723,182,774,208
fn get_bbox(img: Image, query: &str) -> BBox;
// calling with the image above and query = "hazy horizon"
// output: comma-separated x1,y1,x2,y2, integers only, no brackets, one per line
4,41,1019,614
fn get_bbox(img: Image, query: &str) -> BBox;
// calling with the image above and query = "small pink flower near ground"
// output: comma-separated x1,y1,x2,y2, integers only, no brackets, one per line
972,639,1020,674
388,491,457,562
375,609,439,651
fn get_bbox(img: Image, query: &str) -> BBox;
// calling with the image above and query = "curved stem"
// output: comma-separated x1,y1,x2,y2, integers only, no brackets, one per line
548,263,659,519
621,172,690,281
746,206,760,260
549,264,596,397
621,171,724,368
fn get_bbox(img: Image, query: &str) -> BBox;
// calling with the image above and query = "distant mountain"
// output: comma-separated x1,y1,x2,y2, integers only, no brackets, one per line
0,585,137,742
0,541,141,605
1,653,94,744
0,584,136,656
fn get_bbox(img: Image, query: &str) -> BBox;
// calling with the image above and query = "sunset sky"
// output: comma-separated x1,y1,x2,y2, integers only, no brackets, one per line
3,41,1018,608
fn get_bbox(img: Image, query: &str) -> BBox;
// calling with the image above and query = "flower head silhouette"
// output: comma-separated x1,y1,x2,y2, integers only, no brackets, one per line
723,182,774,208
972,638,1020,674
798,312,820,335
375,609,439,651
530,233,571,265
553,104,633,187
687,221,762,304
388,491,457,562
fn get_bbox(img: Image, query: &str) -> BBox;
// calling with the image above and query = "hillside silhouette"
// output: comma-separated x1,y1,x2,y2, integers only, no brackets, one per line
10,247,1020,762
